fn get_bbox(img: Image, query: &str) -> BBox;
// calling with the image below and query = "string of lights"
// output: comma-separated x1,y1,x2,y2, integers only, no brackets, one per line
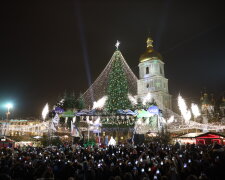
82,50,138,107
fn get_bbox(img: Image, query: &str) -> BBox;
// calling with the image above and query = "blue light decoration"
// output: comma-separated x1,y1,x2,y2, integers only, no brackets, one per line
124,109,138,116
147,106,159,115
75,109,96,116
75,110,88,116
116,109,137,116
54,107,64,114
116,109,124,115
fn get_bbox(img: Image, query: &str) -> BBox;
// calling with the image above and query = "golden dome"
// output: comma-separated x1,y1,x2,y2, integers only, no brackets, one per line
139,37,163,62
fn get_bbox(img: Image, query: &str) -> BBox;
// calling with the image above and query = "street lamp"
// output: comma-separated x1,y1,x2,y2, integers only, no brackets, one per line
5,103,13,120
2,103,13,137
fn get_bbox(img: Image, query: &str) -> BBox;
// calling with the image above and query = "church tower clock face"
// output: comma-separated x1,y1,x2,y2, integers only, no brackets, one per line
137,37,172,110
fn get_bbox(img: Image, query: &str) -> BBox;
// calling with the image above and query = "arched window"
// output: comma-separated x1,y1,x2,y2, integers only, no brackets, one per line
146,67,149,74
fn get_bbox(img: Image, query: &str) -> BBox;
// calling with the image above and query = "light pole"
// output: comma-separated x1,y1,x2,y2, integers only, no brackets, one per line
5,103,13,120
3,103,13,137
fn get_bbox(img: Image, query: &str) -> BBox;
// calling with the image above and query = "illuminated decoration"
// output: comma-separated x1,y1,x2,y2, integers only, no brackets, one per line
134,116,158,134
147,105,159,115
134,110,160,133
87,117,102,129
75,109,96,116
106,50,132,112
167,120,225,132
174,132,225,145
75,109,93,116
128,94,137,105
9,40,225,137
71,121,80,137
33,136,41,139
73,116,76,123
82,48,137,109
108,136,116,146
56,99,65,108
1,120,50,135
42,103,49,120
54,107,64,114
93,117,101,126
115,40,120,49
159,116,166,124
52,114,60,125
191,103,201,118
87,117,102,142
178,94,191,124
2,116,225,137
62,110,74,117
92,96,108,110
137,109,153,118
50,121,56,131
136,118,143,125
142,93,152,105
116,109,137,116
167,115,174,124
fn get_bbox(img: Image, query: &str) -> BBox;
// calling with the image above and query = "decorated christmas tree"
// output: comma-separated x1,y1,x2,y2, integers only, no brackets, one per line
106,49,131,112
82,41,137,108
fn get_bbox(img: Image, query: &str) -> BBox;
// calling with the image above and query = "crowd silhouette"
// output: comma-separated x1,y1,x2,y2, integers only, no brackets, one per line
0,141,224,180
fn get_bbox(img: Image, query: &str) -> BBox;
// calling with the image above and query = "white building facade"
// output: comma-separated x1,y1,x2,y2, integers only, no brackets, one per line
137,37,172,110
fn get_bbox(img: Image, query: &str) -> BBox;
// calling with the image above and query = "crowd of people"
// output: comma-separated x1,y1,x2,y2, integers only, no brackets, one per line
0,141,224,180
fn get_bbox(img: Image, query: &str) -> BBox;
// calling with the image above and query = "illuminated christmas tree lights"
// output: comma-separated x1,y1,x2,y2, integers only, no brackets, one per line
106,50,132,112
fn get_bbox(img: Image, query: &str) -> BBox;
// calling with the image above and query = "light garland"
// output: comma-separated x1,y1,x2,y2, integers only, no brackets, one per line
2,121,49,134
82,50,138,108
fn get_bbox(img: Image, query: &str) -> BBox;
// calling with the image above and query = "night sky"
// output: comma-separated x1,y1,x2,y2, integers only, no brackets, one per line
0,0,225,118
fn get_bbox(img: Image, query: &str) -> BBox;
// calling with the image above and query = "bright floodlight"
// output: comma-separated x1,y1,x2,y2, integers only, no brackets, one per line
42,103,49,120
5,103,13,109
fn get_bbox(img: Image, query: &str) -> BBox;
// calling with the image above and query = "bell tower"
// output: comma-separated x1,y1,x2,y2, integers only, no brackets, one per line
137,37,172,110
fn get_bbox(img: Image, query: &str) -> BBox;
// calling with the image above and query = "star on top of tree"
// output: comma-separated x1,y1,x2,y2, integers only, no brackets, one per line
115,40,120,50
